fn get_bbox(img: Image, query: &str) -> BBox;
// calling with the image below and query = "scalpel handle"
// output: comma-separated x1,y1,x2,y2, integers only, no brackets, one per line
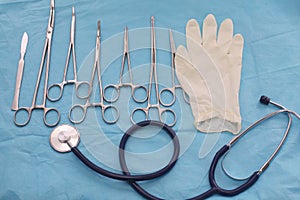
11,59,25,110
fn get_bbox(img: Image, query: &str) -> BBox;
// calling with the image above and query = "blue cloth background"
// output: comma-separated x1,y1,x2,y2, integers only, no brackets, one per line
1,0,300,199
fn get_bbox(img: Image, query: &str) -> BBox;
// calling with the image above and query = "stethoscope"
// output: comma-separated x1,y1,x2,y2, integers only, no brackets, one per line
49,95,298,199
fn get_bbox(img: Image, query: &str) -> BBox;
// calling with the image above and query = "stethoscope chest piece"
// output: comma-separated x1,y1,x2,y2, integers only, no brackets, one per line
50,124,80,152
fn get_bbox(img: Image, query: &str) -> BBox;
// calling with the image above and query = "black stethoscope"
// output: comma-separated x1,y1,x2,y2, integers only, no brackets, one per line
49,96,296,199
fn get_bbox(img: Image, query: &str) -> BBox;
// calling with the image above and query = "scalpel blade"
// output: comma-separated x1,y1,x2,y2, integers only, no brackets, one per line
11,32,28,111
20,32,28,56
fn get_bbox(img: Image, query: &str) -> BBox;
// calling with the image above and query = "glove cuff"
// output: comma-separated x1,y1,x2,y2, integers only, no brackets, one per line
194,109,241,134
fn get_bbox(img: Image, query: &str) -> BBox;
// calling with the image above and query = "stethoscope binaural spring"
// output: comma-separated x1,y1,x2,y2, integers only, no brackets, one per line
50,95,298,199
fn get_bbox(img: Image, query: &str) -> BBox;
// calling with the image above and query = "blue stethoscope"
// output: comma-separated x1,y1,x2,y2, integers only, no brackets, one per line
49,95,297,199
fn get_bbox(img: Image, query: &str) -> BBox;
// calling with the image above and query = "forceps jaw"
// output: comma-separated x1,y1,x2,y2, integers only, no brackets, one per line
70,7,75,44
48,0,55,31
97,21,101,41
124,26,128,53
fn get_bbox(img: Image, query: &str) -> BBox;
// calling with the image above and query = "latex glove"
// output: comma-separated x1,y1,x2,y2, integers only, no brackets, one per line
175,14,244,134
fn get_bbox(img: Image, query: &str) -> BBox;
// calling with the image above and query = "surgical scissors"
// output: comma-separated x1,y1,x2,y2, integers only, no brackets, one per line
14,0,59,127
69,21,119,124
103,27,148,103
159,30,189,107
47,7,89,102
131,16,176,126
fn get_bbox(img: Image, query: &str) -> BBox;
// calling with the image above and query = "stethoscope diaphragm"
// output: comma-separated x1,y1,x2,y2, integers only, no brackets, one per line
50,124,80,152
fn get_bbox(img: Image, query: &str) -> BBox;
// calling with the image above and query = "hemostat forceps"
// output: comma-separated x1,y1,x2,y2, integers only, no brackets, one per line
69,21,119,124
131,16,176,126
47,7,89,102
14,0,59,127
103,27,147,103
159,30,189,107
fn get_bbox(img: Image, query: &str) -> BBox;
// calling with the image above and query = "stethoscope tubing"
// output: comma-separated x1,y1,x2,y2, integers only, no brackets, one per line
65,96,296,200
71,120,180,182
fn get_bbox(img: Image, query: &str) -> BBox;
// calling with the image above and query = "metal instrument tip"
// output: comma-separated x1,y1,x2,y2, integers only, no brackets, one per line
151,16,154,26
97,20,101,36
23,32,28,40
169,29,175,53
51,0,55,9
72,6,75,15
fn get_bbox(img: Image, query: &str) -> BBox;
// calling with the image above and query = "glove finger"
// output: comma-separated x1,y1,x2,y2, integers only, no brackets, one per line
174,47,204,129
175,45,201,96
202,14,217,49
186,19,202,53
217,18,233,52
228,33,244,67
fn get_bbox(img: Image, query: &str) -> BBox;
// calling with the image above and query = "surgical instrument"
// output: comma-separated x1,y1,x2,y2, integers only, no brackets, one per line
159,30,189,107
103,27,147,103
14,0,60,127
69,21,119,124
47,7,89,102
11,32,28,111
131,17,176,126
51,95,296,200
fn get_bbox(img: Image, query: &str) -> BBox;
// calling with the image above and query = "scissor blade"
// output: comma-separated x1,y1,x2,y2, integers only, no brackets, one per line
169,30,175,54
21,32,28,57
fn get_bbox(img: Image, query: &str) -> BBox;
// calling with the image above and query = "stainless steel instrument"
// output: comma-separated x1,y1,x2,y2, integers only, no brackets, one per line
159,29,189,107
13,0,60,127
103,27,147,103
69,21,119,124
11,32,28,111
131,16,176,126
47,7,89,102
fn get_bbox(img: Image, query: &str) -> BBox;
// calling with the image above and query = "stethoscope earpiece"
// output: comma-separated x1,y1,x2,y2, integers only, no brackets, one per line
260,95,271,105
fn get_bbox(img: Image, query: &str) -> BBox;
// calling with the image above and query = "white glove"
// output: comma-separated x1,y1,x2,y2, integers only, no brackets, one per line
175,14,244,134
